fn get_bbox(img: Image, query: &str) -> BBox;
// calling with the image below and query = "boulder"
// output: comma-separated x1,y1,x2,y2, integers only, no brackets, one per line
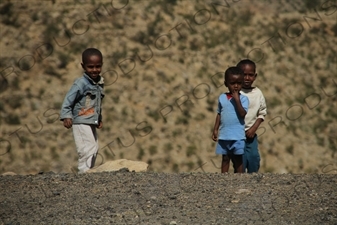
2,171,17,176
87,159,148,173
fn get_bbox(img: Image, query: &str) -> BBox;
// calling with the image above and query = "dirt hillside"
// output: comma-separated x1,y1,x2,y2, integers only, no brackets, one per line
0,0,336,174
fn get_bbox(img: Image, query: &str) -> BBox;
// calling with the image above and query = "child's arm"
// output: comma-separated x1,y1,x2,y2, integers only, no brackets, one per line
232,90,247,118
246,118,263,138
60,84,80,129
212,113,220,141
246,93,267,138
98,109,103,129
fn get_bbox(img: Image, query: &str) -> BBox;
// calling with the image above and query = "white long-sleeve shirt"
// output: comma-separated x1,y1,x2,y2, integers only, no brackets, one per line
240,87,267,131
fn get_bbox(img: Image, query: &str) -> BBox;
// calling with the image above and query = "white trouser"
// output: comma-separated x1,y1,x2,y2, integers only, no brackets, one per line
72,124,98,173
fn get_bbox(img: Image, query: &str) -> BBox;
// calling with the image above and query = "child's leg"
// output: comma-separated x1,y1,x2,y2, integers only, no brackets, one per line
242,144,248,173
232,155,243,173
232,140,245,173
234,143,247,173
73,124,99,173
245,135,260,173
221,155,230,173
232,159,237,173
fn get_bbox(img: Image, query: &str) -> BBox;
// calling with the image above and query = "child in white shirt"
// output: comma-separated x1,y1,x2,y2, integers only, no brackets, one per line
237,59,267,173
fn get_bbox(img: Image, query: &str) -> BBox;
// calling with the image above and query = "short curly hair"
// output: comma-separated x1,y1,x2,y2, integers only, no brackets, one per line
224,66,244,81
82,48,103,64
236,59,256,70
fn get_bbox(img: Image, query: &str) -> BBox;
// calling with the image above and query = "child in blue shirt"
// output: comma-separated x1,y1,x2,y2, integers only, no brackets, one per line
212,66,249,173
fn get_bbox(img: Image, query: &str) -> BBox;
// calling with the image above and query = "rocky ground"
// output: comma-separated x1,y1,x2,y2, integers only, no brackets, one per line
1,171,337,225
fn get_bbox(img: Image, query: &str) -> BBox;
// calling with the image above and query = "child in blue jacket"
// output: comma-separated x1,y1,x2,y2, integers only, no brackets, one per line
60,48,104,173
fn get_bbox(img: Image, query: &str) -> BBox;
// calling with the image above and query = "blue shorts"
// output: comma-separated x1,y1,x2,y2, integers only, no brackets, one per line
215,140,245,155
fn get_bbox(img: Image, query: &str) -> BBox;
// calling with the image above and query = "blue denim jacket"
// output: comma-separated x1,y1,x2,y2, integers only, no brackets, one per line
60,73,104,125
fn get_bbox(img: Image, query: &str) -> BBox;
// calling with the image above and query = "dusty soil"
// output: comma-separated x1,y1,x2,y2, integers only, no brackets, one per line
1,171,336,225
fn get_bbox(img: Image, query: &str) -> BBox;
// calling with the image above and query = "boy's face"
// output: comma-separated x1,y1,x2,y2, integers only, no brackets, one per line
81,54,103,81
240,64,257,89
225,74,244,93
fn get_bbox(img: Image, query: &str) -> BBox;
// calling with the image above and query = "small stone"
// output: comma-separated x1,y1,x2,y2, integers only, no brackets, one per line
235,189,251,194
169,195,177,199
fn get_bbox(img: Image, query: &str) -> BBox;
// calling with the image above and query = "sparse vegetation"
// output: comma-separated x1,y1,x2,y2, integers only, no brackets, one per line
137,147,145,160
0,0,336,174
186,145,197,157
286,145,294,155
5,114,21,125
148,145,158,156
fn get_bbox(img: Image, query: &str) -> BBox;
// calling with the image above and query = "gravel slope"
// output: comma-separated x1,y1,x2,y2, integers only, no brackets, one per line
1,171,337,225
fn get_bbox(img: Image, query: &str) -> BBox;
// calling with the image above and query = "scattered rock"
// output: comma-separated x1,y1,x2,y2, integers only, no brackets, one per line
87,159,149,173
1,173,336,224
2,172,17,176
235,188,251,194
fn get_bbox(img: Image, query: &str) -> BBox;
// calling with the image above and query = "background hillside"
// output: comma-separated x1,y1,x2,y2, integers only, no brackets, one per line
0,0,336,175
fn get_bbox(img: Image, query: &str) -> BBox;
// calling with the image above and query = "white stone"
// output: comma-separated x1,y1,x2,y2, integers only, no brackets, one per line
87,159,148,173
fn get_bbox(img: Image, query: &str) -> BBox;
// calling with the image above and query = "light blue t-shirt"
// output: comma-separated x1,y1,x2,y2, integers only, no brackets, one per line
217,93,249,140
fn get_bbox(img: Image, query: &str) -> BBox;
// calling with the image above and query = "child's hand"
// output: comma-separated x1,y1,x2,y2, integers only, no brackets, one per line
231,89,247,119
63,118,73,129
212,130,218,142
246,126,257,139
231,89,240,101
97,121,103,129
